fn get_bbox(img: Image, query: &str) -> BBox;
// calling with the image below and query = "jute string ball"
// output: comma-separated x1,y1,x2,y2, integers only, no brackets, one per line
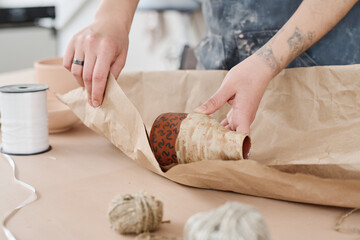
184,202,270,240
108,192,163,234
135,232,182,240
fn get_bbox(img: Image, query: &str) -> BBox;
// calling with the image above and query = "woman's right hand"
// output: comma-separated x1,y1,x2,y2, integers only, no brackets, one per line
63,0,138,107
63,18,128,107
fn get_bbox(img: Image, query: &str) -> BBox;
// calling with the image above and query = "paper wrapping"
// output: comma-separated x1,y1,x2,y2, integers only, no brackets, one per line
58,66,360,208
175,113,250,163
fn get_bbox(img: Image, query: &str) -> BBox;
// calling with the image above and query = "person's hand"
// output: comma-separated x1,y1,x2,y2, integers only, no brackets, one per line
194,55,275,134
63,18,129,107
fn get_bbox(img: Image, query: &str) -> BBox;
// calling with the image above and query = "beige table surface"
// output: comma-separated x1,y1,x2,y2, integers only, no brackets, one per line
0,69,359,240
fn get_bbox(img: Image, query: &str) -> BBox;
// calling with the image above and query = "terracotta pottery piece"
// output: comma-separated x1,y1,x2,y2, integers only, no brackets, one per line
47,97,80,133
149,113,188,171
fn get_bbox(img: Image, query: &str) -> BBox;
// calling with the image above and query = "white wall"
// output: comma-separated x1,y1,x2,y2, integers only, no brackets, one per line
0,26,56,72
0,0,55,7
0,0,91,72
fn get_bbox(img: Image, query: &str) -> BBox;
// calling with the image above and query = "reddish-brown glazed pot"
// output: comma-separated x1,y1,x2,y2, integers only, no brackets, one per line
149,113,188,170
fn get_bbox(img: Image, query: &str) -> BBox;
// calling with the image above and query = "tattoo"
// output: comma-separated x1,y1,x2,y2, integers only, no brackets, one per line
255,27,316,73
256,45,280,72
307,31,316,42
287,27,306,56
287,27,316,59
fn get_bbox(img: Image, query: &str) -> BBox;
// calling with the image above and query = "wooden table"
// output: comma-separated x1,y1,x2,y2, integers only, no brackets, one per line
0,69,359,240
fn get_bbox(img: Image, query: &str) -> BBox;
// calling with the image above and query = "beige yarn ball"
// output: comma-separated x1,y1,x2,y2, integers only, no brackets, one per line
184,202,270,240
108,192,163,234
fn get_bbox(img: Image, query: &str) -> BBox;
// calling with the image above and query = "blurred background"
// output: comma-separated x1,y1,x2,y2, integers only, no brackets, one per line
0,0,205,73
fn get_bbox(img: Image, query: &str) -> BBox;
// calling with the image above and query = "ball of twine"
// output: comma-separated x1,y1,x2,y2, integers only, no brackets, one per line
108,192,163,235
135,232,182,240
184,202,270,240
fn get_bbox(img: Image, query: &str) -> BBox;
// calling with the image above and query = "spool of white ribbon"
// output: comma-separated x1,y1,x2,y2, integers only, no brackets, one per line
0,84,51,155
1,153,37,240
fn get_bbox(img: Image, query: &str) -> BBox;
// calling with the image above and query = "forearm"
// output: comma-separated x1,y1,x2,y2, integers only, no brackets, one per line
255,0,358,77
94,0,139,33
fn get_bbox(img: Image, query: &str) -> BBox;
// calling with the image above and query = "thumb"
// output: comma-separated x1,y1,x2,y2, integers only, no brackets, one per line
194,88,233,115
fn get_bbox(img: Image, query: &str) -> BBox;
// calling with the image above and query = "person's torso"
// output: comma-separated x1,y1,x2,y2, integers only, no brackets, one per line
196,0,360,69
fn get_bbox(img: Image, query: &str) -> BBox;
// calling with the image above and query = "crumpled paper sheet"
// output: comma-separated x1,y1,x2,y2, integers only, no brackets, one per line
59,66,360,208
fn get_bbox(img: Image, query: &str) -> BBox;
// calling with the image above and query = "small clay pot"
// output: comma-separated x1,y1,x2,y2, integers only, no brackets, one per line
34,57,80,133
150,112,251,171
34,57,79,94
149,113,188,170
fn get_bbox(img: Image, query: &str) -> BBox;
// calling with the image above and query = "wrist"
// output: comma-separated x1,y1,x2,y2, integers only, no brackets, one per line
230,56,273,105
246,54,278,83
94,0,138,34
254,43,288,78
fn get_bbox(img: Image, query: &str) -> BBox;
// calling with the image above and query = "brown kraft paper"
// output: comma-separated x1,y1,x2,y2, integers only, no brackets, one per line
58,65,360,208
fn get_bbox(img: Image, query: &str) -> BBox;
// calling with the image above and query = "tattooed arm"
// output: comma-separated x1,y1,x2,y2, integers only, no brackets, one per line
256,0,357,74
195,0,358,134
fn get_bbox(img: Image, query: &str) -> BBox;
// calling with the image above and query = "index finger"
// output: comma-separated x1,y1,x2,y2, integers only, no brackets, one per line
91,54,113,107
231,103,251,134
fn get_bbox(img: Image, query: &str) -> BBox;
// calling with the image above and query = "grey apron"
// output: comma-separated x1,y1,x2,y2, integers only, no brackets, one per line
196,0,360,70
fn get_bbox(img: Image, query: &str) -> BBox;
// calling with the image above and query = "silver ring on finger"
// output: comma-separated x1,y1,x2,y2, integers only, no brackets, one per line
72,58,84,66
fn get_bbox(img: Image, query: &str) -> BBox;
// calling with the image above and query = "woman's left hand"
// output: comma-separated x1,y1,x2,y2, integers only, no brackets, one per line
194,55,274,134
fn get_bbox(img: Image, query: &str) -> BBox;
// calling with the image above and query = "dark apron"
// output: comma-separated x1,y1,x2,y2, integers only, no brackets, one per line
196,0,360,70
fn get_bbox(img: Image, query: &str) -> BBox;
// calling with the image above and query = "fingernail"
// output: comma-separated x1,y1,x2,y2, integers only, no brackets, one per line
194,105,207,113
92,100,100,107
88,98,92,105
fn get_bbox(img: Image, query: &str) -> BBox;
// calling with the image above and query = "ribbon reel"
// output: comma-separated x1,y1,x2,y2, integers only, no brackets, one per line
0,84,51,155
